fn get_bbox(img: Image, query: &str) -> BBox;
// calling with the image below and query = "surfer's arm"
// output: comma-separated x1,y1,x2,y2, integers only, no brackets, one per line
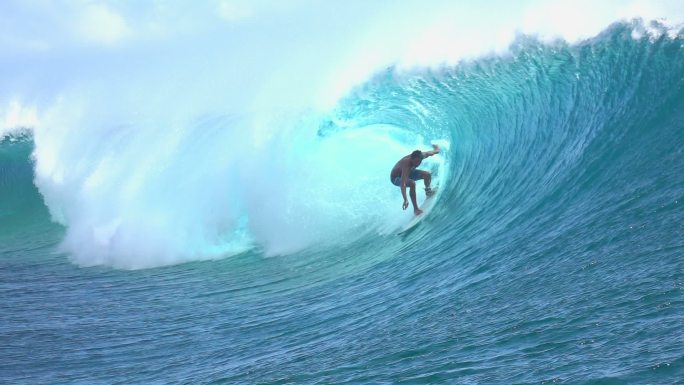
422,144,441,158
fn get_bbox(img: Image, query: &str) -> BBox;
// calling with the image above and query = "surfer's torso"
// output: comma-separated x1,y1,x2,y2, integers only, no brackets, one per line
390,155,421,182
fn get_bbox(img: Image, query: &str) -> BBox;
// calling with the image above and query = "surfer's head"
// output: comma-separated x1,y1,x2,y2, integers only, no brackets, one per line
410,150,423,166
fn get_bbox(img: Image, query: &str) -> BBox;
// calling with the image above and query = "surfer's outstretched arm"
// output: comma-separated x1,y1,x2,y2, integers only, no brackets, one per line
422,144,441,158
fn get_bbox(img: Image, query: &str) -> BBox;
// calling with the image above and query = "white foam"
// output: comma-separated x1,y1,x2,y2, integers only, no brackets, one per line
0,100,38,138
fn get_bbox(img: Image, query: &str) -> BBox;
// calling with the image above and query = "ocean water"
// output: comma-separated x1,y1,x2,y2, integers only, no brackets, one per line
2,3,684,384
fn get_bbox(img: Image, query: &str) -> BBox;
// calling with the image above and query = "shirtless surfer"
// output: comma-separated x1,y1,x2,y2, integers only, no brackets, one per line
390,144,440,215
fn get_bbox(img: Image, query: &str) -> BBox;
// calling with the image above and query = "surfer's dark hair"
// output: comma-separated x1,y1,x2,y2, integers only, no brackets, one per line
411,150,423,159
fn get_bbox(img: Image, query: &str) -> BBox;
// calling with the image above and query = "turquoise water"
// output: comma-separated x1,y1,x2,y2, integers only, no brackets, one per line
2,22,684,384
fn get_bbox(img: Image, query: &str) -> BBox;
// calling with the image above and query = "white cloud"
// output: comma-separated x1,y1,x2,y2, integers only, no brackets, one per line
77,4,131,45
520,0,684,43
217,0,252,21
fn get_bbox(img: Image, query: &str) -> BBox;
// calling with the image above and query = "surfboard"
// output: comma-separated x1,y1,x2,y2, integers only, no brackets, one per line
398,187,439,234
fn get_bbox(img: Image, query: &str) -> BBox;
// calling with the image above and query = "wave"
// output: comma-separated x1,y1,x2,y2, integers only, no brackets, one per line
1,14,683,268
336,22,684,259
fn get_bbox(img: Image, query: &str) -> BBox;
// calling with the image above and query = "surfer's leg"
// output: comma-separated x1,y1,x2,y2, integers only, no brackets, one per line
420,171,432,189
417,170,434,196
411,170,431,188
408,180,419,211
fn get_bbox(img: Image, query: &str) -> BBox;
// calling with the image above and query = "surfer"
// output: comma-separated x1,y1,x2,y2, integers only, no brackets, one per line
390,144,440,215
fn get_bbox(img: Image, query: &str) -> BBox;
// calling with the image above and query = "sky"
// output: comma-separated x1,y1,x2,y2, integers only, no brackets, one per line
1,0,683,133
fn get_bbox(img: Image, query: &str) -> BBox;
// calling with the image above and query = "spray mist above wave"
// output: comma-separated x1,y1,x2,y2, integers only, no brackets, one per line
1,1,683,268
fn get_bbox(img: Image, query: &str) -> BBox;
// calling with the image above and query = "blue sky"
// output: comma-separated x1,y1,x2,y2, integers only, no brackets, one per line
1,0,682,133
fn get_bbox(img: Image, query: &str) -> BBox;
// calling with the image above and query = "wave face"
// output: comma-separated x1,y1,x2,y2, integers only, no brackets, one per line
2,12,684,385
